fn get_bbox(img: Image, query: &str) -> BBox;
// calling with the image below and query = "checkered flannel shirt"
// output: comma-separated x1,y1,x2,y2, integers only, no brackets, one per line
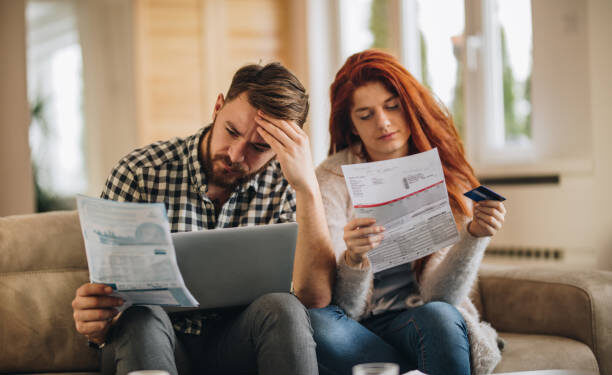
101,126,297,335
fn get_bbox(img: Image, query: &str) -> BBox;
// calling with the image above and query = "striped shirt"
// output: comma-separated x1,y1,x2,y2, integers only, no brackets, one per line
101,126,297,334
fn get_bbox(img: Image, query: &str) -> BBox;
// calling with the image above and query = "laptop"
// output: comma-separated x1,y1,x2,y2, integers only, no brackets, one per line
165,222,298,312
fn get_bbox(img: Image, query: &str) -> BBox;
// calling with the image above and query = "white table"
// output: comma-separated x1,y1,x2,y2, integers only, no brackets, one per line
494,371,597,375
401,370,596,375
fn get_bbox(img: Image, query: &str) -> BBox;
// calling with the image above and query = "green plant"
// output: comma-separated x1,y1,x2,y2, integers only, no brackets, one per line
29,96,75,212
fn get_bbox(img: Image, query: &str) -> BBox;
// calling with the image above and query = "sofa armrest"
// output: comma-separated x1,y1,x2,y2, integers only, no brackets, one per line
0,211,98,373
478,264,612,375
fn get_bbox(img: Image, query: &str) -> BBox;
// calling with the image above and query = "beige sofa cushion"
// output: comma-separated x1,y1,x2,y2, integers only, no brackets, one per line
479,266,612,374
0,211,99,373
494,332,599,373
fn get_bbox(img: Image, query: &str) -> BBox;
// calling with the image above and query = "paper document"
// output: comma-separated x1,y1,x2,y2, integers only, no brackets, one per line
341,148,459,273
76,195,198,309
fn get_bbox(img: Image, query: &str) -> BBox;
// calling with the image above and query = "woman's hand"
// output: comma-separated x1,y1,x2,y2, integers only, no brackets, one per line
467,200,507,237
343,217,385,267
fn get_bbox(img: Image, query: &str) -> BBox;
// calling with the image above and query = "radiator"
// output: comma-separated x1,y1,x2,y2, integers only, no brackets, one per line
485,246,564,261
483,246,597,269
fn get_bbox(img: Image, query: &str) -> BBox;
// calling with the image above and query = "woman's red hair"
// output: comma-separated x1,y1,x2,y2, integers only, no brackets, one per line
329,49,479,279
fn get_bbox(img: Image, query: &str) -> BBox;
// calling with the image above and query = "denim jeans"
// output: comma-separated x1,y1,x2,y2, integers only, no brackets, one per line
309,301,470,375
101,293,318,375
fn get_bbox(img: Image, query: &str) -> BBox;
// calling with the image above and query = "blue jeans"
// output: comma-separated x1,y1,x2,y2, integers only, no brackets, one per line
309,301,470,375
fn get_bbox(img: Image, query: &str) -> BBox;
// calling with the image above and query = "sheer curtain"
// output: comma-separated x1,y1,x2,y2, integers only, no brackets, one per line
75,0,138,197
26,0,138,205
27,0,85,206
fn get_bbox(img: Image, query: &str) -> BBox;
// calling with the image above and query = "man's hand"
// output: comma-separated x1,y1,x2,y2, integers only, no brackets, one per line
255,111,317,194
71,283,123,344
467,200,507,237
255,110,336,308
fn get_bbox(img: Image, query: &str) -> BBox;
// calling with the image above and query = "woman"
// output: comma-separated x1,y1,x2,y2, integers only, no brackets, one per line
310,49,506,375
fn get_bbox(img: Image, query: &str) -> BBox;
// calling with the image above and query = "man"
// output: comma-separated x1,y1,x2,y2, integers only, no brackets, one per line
71,63,336,375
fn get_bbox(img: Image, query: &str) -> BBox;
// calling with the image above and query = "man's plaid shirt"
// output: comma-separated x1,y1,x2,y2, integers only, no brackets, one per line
101,126,297,335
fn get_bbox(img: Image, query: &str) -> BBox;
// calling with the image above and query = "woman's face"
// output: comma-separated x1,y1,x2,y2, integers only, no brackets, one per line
350,81,411,161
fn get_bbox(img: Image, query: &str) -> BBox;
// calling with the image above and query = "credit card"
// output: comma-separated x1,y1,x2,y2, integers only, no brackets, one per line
464,185,506,202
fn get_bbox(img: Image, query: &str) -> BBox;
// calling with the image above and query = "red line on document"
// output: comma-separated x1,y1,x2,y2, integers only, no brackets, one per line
354,180,444,208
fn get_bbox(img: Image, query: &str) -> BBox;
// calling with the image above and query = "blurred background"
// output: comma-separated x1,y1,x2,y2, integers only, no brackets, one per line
1,0,610,270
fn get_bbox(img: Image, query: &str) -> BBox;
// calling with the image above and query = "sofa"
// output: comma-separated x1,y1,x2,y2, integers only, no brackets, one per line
1,210,611,374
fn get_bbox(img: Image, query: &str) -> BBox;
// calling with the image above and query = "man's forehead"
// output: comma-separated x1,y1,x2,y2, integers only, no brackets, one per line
222,93,257,120
220,115,267,145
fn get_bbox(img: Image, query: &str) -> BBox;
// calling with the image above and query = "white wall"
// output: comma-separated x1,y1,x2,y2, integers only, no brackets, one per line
489,0,612,270
0,0,36,216
586,0,612,269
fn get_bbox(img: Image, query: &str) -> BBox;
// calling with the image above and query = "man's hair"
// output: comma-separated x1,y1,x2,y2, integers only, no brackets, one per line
225,62,309,128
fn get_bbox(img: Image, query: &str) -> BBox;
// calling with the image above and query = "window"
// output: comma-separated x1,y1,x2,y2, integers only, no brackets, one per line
311,0,590,173
338,0,374,60
338,0,390,61
497,0,532,145
407,0,534,163
336,0,536,167
467,0,534,163
409,0,466,136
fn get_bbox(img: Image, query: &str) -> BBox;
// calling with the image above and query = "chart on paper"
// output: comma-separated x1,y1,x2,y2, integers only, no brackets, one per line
76,195,199,308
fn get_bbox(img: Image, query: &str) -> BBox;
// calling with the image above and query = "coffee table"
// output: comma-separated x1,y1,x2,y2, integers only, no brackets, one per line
402,370,596,375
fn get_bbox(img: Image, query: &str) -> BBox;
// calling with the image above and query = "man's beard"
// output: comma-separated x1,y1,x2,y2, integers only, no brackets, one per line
202,125,273,190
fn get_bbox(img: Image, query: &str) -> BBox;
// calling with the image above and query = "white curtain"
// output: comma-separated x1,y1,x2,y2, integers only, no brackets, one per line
75,0,138,197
